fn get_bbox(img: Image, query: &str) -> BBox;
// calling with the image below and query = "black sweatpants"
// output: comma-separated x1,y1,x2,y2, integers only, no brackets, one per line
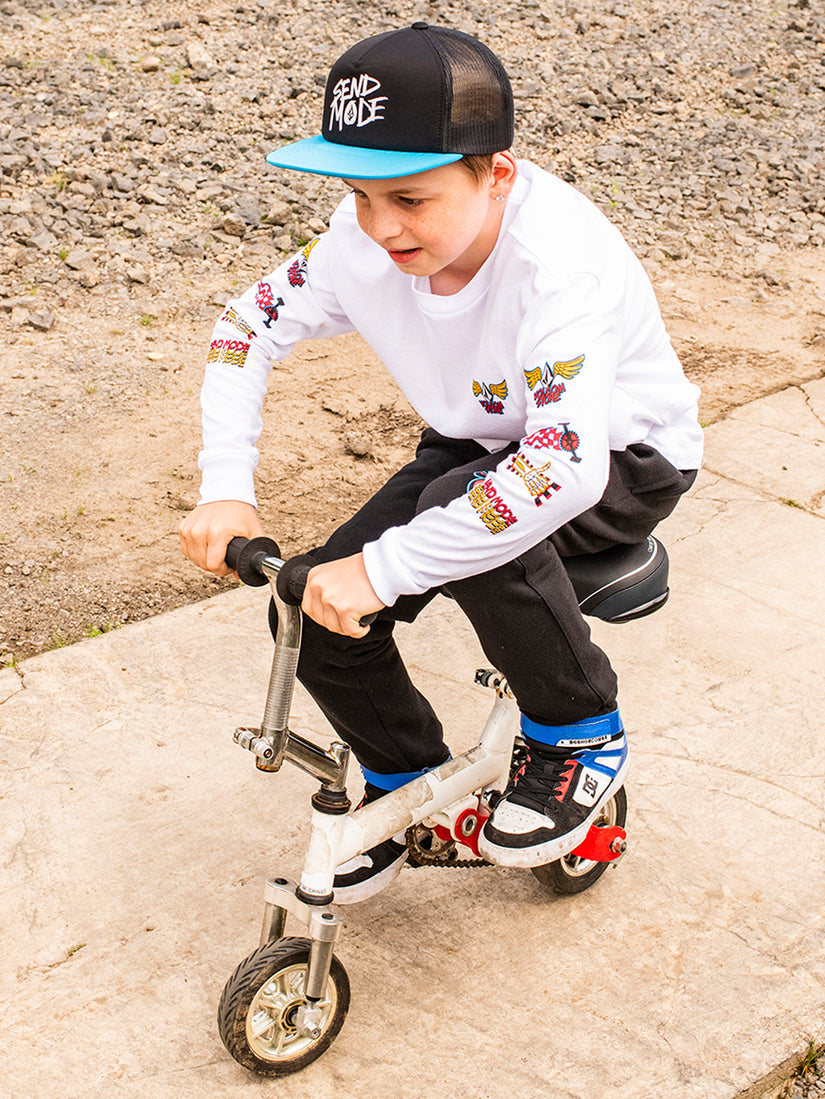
270,429,696,776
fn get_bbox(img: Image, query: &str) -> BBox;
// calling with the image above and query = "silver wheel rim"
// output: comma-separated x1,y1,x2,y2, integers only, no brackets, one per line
559,797,619,878
247,962,337,1062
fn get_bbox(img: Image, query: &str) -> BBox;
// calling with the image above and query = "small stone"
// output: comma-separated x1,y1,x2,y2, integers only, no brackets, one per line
264,200,291,227
593,145,626,165
125,263,149,283
141,57,160,73
513,81,542,98
29,228,58,251
148,128,167,145
234,198,261,226
139,185,168,205
172,238,204,259
344,431,372,458
63,248,94,271
185,40,215,71
28,310,55,331
110,172,134,193
12,246,36,267
220,213,246,237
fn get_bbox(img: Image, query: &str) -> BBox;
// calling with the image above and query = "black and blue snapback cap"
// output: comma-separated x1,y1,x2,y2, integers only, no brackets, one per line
266,23,514,180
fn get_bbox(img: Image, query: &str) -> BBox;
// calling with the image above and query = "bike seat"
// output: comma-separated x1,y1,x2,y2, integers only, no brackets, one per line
562,536,669,622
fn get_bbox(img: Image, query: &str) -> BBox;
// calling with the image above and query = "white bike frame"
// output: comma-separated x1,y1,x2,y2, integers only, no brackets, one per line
232,551,519,1008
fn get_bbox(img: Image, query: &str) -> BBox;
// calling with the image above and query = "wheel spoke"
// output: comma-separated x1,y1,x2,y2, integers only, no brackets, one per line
249,1010,277,1041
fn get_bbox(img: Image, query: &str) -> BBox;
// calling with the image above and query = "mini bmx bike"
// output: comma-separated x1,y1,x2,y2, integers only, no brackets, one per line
216,534,670,1076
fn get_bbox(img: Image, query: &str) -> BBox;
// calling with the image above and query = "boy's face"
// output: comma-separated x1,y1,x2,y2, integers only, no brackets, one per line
343,161,507,289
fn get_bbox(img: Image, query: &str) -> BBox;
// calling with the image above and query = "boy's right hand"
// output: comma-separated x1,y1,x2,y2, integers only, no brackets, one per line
178,500,265,576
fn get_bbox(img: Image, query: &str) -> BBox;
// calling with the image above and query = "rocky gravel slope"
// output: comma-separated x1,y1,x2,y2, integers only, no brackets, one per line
2,0,824,295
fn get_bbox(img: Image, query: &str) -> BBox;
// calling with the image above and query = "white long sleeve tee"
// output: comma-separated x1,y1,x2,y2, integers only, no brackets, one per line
199,160,703,607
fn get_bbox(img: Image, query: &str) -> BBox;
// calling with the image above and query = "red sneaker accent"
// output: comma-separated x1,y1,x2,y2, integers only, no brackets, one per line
554,760,577,802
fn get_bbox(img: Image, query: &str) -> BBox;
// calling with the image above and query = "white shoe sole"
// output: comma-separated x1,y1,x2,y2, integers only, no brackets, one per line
332,850,408,904
478,762,629,869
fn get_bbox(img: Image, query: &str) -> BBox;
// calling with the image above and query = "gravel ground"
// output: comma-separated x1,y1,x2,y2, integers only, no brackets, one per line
1,0,824,294
783,1057,825,1099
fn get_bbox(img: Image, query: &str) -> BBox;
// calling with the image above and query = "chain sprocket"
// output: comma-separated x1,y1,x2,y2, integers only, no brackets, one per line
405,822,490,869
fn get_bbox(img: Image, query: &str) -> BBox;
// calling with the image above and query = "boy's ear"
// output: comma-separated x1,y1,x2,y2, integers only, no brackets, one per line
490,151,518,198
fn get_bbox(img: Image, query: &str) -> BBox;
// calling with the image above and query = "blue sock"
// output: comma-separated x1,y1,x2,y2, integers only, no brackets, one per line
361,754,451,795
520,710,623,753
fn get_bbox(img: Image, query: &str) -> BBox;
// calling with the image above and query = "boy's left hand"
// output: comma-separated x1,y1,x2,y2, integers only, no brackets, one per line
302,553,385,638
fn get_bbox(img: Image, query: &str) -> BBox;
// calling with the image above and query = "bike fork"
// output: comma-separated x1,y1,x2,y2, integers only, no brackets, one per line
259,876,343,1036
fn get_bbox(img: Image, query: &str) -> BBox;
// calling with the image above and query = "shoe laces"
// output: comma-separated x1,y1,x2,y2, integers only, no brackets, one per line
513,746,578,804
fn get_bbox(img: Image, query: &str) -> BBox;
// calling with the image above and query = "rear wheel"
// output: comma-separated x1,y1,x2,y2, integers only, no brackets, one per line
531,786,627,895
217,936,349,1076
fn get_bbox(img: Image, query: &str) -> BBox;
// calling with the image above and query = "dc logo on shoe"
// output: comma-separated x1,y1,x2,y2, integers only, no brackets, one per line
575,765,609,807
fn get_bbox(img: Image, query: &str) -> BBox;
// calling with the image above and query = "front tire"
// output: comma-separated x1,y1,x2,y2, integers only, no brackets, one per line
217,936,350,1076
531,785,627,895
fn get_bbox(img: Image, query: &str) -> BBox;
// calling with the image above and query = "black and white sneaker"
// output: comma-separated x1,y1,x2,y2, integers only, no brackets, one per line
332,835,408,904
478,724,628,868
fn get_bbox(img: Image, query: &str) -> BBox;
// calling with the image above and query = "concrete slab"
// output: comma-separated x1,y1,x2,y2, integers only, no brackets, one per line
702,377,825,515
2,387,824,1098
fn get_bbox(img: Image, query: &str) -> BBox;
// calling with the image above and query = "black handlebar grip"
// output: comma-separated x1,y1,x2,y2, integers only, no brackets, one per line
224,536,246,572
276,553,379,627
276,554,317,606
225,536,281,587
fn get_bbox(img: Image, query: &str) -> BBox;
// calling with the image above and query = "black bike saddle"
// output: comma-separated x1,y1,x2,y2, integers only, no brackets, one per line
562,536,670,622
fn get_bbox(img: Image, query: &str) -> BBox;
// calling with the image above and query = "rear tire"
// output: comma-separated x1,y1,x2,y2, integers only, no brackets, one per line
531,785,627,895
217,936,349,1076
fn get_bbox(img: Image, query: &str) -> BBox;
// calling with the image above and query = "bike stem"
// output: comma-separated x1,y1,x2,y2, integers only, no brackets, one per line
233,559,352,789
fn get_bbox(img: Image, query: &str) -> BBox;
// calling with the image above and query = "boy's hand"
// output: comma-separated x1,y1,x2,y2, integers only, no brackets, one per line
302,553,385,638
178,500,264,576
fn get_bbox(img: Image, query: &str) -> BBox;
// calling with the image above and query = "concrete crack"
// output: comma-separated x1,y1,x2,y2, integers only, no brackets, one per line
801,383,825,431
698,464,825,519
1,662,26,693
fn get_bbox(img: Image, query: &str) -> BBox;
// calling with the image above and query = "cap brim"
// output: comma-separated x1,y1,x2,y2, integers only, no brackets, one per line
266,134,462,180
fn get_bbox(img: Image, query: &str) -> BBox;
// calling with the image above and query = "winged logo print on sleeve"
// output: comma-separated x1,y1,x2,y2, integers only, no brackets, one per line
524,354,585,407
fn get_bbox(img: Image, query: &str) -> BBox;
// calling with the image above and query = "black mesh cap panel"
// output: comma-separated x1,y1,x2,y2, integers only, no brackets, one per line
431,29,514,153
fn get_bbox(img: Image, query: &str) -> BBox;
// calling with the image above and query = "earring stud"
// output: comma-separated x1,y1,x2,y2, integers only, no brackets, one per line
495,194,505,203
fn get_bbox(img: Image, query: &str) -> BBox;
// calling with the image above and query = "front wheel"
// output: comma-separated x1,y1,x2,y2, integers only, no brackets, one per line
531,785,627,895
217,936,350,1076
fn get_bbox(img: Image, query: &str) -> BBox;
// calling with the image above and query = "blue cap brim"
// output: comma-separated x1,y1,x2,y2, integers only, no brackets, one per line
266,134,462,180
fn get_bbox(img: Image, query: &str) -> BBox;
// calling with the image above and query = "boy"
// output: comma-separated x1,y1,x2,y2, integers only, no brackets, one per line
179,24,702,902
